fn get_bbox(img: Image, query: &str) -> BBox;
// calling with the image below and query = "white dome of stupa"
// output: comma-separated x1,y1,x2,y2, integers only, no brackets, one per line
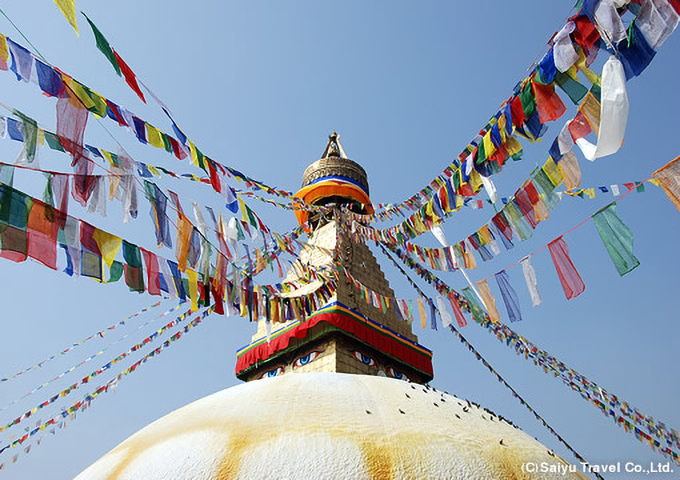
76,372,587,479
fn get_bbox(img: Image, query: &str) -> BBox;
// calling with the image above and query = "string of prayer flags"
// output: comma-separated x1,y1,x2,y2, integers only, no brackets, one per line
384,236,680,462
0,302,183,413
0,304,197,436
548,236,585,300
591,203,640,276
0,308,214,461
53,0,79,35
0,301,165,383
653,156,680,211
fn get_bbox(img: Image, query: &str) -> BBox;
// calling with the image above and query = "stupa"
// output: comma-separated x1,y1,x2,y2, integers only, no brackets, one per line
76,134,588,480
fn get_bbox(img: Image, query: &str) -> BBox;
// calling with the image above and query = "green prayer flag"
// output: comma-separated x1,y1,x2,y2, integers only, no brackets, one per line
520,81,536,119
592,203,640,276
43,174,54,207
83,14,121,76
44,131,66,152
14,111,38,164
554,71,588,104
0,184,33,231
108,260,124,282
636,182,645,193
462,287,486,324
161,132,173,153
122,240,144,292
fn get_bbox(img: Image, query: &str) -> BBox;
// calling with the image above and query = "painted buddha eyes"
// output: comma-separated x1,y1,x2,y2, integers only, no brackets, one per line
260,366,284,379
388,367,410,381
352,351,376,367
292,350,322,368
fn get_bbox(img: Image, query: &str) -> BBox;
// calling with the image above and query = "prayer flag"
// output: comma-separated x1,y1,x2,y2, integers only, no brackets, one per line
592,203,640,276
417,298,427,329
461,287,486,324
477,280,501,323
141,248,161,296
446,292,467,327
653,157,680,211
617,23,656,79
35,61,63,97
186,269,198,311
144,181,171,248
436,295,454,328
122,241,144,293
7,38,33,83
53,0,79,35
532,80,566,123
91,228,121,269
520,256,542,306
112,49,146,103
548,236,585,300
82,14,120,76
495,270,522,322
575,57,628,161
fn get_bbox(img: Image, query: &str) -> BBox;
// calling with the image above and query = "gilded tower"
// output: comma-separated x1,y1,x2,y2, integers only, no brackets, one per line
235,133,434,383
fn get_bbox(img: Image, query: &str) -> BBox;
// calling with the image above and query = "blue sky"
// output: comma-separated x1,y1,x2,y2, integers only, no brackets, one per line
0,1,678,478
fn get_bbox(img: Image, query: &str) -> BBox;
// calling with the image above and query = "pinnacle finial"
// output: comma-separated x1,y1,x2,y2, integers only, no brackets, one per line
321,131,347,159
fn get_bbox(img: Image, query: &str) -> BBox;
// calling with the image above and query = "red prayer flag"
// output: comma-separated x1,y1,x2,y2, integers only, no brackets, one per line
572,15,601,55
532,80,566,123
568,111,592,141
510,96,526,128
0,225,27,263
112,49,146,104
524,182,540,205
141,248,161,296
548,236,585,300
447,292,467,327
27,200,58,269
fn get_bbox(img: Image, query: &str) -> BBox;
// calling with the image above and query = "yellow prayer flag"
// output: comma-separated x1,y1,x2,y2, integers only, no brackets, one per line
534,195,550,222
53,0,79,35
585,188,595,199
468,169,483,194
188,140,200,167
238,197,248,223
559,151,582,190
477,280,501,323
146,124,164,149
580,90,602,136
175,214,193,272
575,46,599,85
147,165,161,177
63,77,95,110
543,157,564,188
187,269,199,312
462,243,477,269
497,114,507,140
92,229,122,269
0,34,8,63
478,225,492,245
483,131,496,158
417,299,427,329
506,136,523,157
